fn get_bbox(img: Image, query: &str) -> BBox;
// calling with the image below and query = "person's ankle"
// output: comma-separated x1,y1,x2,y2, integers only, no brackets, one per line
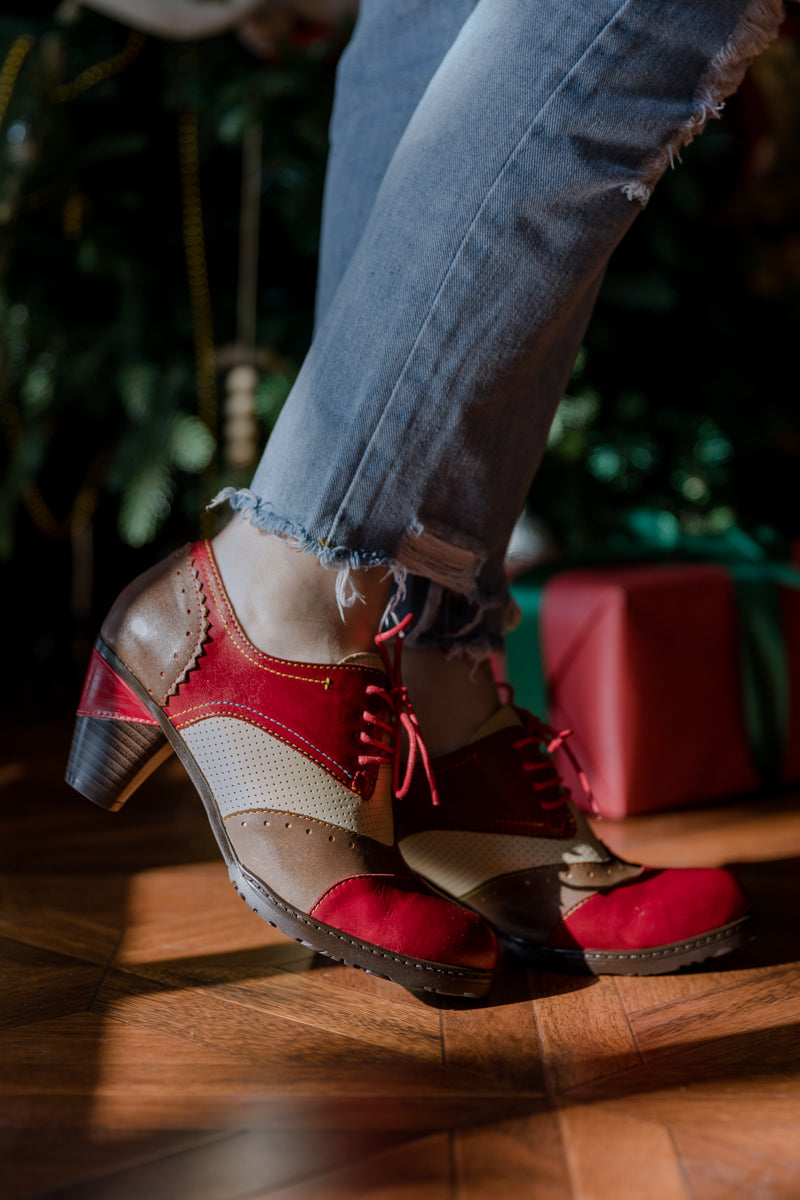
402,646,500,757
211,516,391,664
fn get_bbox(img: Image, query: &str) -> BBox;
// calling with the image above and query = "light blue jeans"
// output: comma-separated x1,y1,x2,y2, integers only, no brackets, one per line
220,0,785,658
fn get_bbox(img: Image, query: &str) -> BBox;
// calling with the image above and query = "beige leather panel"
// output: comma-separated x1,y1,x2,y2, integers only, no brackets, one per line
225,814,403,912
563,805,610,861
181,717,395,844
398,828,609,897
101,546,207,705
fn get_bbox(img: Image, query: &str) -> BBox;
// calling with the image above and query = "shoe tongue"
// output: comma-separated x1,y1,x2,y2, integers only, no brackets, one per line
338,651,386,673
469,703,523,742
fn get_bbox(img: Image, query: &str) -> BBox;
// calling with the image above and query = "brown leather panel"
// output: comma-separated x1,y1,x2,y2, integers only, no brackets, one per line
224,811,406,912
462,867,571,943
101,546,208,705
461,858,645,943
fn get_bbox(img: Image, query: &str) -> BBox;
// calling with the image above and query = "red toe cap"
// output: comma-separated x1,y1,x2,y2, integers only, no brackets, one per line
549,867,749,952
310,874,498,971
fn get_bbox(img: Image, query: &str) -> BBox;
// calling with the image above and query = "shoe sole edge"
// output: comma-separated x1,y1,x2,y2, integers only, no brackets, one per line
231,862,492,996
501,914,754,975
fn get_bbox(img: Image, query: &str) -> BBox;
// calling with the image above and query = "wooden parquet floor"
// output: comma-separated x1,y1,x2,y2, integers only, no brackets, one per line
3,719,800,1199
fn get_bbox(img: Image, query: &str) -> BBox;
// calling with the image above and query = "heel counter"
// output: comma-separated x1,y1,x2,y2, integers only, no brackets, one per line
100,544,209,706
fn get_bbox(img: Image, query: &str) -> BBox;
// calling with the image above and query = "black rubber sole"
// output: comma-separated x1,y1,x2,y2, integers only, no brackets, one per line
501,914,754,976
67,640,494,999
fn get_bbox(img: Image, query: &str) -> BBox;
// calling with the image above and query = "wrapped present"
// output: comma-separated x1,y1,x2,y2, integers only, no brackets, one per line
506,558,800,818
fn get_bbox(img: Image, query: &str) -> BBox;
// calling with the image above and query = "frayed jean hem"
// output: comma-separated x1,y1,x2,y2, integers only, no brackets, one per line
210,485,513,658
209,486,400,615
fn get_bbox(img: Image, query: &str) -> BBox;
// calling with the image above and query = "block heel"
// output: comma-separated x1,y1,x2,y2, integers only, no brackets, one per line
66,641,172,810
66,714,172,811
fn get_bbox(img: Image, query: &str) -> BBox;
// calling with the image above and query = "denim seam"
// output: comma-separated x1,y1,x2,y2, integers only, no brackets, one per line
323,0,639,553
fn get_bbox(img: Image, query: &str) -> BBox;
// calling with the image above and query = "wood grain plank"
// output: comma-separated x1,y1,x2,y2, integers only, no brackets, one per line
93,969,441,1065
455,1113,572,1200
0,1011,219,1067
251,1132,452,1200
114,862,311,972
0,872,125,965
0,936,107,1031
4,1129,415,1200
0,1071,531,1134
564,1042,800,1136
1,750,217,875
673,1128,800,1200
440,962,547,1092
611,966,752,1016
626,964,800,1061
0,1012,530,1132
533,974,641,1094
0,1130,222,1200
86,1074,529,1135
671,1124,800,1167
559,1106,690,1200
109,964,443,1060
6,717,800,1198
291,956,436,1009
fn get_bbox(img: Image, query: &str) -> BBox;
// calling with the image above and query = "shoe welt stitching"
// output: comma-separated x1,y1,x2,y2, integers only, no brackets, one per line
242,870,487,979
576,920,749,962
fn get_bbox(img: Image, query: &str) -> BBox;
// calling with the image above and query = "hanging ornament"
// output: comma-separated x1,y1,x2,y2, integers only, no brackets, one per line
218,120,264,472
223,363,259,468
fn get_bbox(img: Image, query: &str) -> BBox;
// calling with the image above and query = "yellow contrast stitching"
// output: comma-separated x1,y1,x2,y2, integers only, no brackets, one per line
175,709,354,781
203,539,333,689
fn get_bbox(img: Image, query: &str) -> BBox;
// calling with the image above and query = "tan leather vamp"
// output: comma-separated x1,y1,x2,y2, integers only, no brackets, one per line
101,546,208,705
225,811,406,912
462,859,645,943
462,866,569,943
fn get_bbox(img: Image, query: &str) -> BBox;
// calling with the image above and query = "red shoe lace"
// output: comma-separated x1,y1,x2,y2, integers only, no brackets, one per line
512,708,600,820
356,614,440,805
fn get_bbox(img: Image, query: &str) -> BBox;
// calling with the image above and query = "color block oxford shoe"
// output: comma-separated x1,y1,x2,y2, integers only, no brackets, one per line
66,540,497,997
396,704,751,974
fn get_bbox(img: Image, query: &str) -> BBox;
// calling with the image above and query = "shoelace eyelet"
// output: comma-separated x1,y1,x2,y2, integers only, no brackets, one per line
511,711,599,820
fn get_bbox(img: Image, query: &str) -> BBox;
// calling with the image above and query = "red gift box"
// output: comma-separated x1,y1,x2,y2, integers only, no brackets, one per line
506,562,800,818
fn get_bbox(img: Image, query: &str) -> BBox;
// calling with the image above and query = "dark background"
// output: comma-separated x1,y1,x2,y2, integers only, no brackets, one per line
1,3,799,718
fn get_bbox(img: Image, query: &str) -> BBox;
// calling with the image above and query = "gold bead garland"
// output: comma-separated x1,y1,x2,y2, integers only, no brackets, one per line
52,29,145,103
0,34,35,131
177,106,218,460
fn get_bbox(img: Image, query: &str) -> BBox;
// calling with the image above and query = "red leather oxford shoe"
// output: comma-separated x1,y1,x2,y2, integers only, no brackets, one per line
397,705,751,974
66,540,497,997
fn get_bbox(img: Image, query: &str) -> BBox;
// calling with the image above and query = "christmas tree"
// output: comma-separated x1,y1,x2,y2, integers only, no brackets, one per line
1,3,799,708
